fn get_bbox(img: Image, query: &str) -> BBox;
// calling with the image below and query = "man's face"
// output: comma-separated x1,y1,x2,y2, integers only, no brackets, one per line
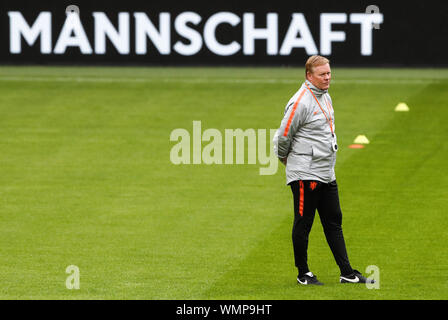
307,63,331,90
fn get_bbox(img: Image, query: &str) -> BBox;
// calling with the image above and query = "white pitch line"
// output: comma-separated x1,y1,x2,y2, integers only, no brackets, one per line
0,76,443,84
0,76,296,83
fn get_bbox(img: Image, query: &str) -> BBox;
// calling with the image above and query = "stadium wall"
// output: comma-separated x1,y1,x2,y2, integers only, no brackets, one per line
0,0,446,67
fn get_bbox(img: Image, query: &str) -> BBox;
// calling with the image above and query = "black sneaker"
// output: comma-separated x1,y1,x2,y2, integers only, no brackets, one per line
340,269,375,284
297,272,324,285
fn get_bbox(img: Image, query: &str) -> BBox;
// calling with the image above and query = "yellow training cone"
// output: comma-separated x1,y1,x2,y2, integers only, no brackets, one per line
395,102,409,112
354,135,370,144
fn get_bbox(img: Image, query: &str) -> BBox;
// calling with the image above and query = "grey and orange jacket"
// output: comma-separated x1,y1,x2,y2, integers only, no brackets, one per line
273,80,337,185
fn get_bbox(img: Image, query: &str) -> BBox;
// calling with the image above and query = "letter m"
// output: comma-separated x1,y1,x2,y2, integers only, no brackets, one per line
9,12,52,54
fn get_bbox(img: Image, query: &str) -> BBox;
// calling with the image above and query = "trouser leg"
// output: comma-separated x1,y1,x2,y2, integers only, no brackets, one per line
290,180,318,277
317,180,353,276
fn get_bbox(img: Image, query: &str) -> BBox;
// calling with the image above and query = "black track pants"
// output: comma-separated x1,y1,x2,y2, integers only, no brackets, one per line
289,180,353,277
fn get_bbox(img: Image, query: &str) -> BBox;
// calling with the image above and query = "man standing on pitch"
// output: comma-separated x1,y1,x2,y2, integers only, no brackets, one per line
273,55,373,285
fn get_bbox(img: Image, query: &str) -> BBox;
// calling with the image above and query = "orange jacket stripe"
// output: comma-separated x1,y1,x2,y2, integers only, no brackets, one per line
283,89,306,137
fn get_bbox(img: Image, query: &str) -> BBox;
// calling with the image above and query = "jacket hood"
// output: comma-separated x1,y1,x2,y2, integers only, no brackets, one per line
304,80,328,97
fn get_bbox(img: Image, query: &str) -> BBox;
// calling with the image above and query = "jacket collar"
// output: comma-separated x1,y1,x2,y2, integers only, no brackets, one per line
304,80,328,97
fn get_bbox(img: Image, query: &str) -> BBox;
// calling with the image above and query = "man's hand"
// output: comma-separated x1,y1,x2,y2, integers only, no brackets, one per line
280,157,287,166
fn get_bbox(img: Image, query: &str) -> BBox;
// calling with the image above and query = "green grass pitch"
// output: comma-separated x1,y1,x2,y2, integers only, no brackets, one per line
0,66,447,299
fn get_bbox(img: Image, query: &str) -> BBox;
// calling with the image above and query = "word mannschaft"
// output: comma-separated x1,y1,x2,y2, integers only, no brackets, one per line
8,11,383,56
